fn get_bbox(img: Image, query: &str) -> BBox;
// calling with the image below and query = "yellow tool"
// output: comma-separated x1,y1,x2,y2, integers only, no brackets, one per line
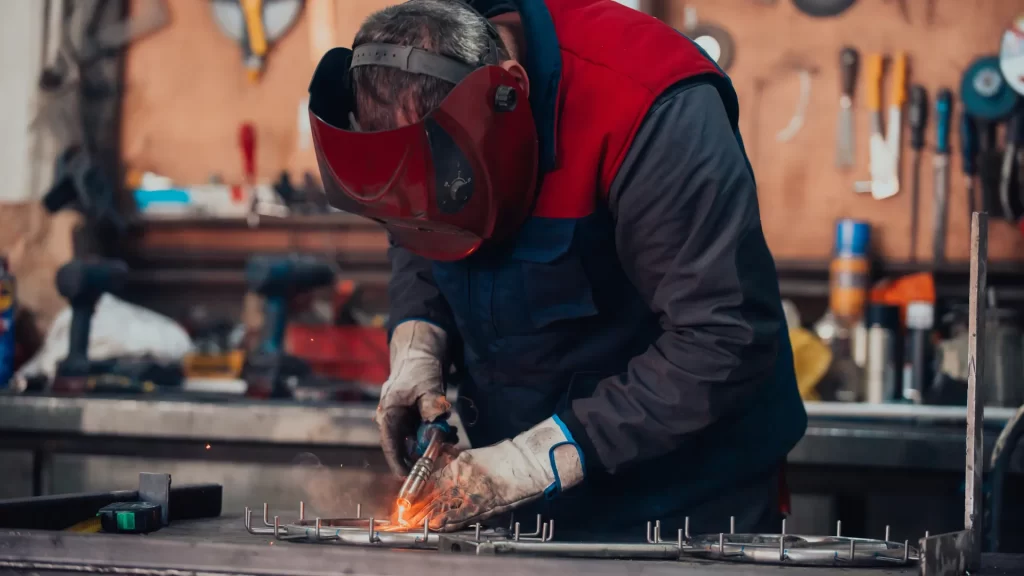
210,0,304,83
855,52,909,200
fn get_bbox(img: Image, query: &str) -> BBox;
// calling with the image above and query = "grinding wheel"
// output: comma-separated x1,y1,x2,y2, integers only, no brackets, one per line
792,0,856,18
686,22,735,72
961,56,1018,122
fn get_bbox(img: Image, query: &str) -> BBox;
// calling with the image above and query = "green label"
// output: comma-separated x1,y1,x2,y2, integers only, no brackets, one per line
116,511,136,531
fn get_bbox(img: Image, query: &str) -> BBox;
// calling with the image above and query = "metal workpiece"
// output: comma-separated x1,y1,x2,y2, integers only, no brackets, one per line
687,533,918,567
243,500,918,569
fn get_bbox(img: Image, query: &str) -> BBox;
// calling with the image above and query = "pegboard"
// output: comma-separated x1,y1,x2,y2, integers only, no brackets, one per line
120,0,1024,263
657,0,1024,262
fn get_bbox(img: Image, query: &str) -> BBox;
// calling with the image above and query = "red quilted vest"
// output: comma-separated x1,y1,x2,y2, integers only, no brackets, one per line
533,0,727,219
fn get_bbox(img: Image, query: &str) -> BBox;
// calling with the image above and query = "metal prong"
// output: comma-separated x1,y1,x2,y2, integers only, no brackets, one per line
299,501,305,523
646,521,654,544
677,529,683,550
850,539,856,561
315,518,322,540
545,520,554,542
541,522,548,542
263,503,272,527
925,530,930,538
885,525,890,542
730,516,735,535
836,520,842,537
655,520,662,543
782,518,787,535
369,517,379,543
719,533,725,555
423,518,430,543
244,507,251,531
514,522,521,541
684,516,690,539
521,515,543,537
273,516,280,538
779,534,786,561
356,504,362,519
903,540,909,563
474,523,481,542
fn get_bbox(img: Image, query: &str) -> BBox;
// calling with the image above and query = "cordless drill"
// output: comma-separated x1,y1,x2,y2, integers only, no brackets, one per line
242,255,335,397
54,258,129,381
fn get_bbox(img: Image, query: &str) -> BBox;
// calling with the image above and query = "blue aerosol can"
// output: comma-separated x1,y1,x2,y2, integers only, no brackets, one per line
0,256,15,389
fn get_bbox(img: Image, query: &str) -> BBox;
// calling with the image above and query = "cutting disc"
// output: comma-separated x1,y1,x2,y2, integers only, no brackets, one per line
962,56,1018,121
792,0,856,18
1000,15,1024,96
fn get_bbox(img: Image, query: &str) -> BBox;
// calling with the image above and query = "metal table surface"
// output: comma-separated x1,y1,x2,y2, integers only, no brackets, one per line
2,515,1023,576
1,395,1021,477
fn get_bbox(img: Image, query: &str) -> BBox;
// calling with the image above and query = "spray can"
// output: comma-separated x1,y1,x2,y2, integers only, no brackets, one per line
0,256,15,389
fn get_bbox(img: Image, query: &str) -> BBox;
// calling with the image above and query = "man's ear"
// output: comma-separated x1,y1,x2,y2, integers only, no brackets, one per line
500,60,530,99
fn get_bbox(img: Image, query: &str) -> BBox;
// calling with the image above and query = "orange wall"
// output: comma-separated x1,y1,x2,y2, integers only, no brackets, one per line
121,0,395,185
122,0,1024,262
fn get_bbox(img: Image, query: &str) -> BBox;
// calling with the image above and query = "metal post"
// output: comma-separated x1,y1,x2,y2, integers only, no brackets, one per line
918,212,988,576
964,211,986,572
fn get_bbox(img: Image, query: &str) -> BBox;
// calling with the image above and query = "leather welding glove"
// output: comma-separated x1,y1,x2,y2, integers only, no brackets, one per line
377,320,450,477
407,416,585,532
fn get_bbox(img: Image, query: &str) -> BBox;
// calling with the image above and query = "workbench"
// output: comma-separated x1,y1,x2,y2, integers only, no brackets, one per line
1,396,1022,549
2,513,1024,576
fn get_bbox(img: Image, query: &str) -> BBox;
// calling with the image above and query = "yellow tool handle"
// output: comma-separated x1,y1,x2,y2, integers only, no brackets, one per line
866,53,884,112
240,0,268,57
891,52,908,106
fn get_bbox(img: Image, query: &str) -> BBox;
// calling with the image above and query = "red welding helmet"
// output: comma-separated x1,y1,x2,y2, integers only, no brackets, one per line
307,39,538,261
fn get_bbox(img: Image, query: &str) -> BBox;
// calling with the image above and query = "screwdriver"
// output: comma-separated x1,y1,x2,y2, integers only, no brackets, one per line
908,85,928,261
835,47,859,169
932,89,952,264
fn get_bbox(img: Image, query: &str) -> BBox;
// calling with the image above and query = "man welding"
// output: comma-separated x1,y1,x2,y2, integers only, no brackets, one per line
307,0,807,539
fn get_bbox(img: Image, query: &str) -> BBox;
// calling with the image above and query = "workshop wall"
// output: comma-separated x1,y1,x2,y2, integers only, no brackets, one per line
658,0,1024,262
121,0,1024,262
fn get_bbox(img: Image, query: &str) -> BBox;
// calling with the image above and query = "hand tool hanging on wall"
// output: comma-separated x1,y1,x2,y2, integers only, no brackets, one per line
998,108,1024,222
932,89,952,263
1000,15,1024,97
681,7,735,71
792,0,856,18
908,85,928,261
835,47,859,168
855,53,907,200
961,56,1018,222
210,0,304,83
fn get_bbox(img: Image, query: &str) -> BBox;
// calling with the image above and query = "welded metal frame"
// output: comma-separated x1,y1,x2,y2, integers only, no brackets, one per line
244,501,917,568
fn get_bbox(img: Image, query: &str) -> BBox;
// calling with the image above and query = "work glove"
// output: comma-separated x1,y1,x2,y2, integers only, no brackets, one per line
377,320,450,477
407,416,585,532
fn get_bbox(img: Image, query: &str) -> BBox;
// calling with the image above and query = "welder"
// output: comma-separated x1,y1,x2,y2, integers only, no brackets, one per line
307,0,807,539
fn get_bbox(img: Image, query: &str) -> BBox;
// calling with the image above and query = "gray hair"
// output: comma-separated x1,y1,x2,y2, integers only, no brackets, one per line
351,0,509,131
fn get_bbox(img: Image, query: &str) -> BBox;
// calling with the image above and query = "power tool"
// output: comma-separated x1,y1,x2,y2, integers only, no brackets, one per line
241,254,335,398
395,421,454,526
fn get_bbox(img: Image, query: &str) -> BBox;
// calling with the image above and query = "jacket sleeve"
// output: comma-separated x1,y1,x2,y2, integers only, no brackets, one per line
386,239,458,340
556,82,786,474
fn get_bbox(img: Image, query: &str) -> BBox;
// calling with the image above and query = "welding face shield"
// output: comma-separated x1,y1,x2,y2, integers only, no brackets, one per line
307,39,538,261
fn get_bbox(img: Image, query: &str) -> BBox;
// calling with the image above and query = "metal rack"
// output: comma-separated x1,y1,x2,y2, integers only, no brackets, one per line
242,501,918,568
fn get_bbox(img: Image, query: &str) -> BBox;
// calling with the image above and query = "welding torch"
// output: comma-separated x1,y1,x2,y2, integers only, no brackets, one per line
395,421,453,524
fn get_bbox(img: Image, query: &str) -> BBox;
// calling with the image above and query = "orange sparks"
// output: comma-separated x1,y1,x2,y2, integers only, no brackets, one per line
205,444,211,450
397,505,408,527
